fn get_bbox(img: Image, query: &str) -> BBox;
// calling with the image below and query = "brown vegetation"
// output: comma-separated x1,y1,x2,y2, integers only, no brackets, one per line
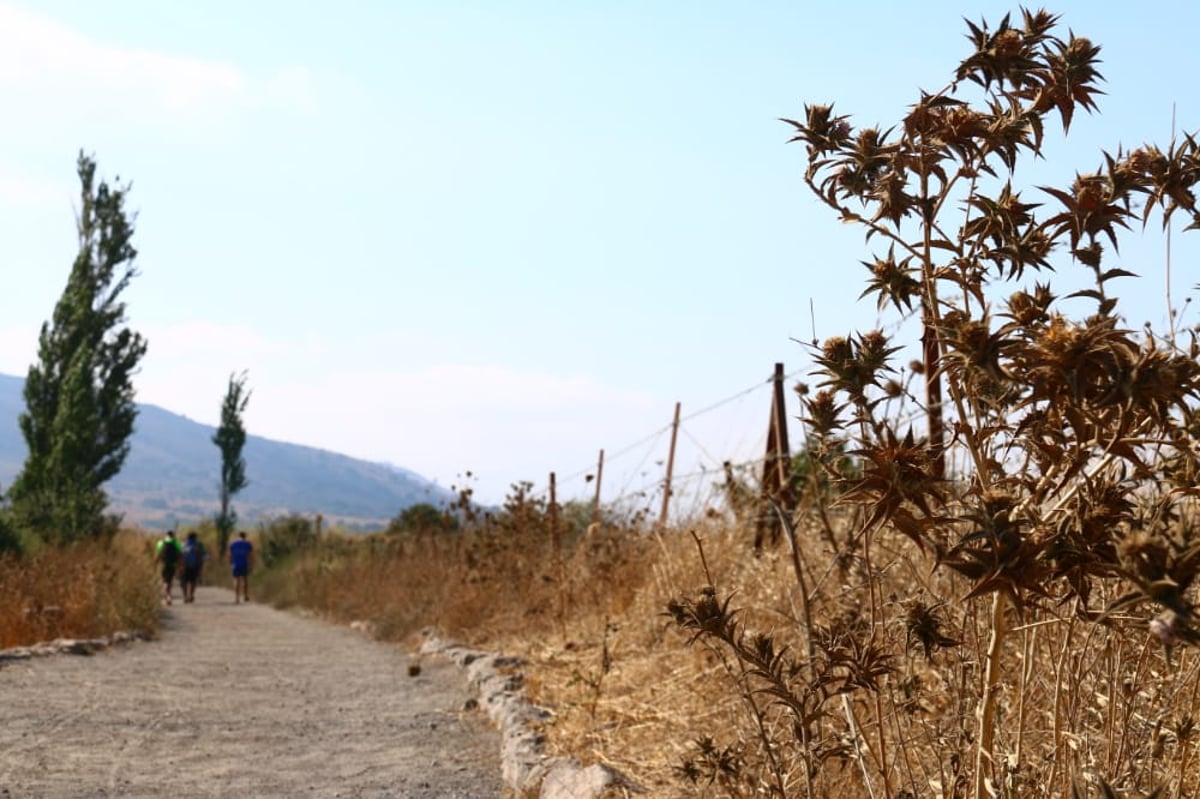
238,506,1200,797
0,531,160,648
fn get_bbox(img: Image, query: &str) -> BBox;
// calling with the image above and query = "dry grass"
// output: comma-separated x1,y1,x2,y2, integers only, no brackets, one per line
0,531,161,649
252,510,1200,798
11,504,1197,795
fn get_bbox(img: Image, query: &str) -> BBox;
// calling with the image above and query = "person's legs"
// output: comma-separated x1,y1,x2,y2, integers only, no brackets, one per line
232,567,246,603
161,568,175,605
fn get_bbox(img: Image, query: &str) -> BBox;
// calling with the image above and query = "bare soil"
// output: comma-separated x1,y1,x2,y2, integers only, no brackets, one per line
0,586,505,798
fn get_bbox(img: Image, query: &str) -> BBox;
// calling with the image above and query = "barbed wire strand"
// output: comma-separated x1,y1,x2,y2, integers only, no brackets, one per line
530,366,806,502
613,428,669,501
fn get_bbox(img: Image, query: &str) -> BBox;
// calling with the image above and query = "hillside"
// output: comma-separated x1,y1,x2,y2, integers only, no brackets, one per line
0,373,453,530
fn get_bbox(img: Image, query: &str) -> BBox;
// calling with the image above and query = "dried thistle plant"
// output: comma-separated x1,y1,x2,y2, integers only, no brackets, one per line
676,6,1200,797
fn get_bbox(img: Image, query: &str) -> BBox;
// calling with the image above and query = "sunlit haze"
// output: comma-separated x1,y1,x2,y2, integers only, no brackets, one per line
1,1,1197,508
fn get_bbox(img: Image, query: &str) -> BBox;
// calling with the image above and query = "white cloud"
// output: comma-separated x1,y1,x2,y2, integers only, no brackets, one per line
139,321,281,362
311,364,656,414
267,364,668,504
0,327,36,376
0,171,72,207
128,326,776,509
131,321,283,423
0,4,316,123
264,66,318,116
0,319,769,509
123,328,667,503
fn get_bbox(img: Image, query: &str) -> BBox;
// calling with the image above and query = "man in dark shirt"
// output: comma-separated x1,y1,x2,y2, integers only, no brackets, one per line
180,532,206,604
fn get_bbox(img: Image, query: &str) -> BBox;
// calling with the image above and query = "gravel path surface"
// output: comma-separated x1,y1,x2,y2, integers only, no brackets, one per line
0,586,505,798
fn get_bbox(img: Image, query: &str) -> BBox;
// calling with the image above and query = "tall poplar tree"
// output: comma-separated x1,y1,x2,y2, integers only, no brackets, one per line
213,370,250,559
9,152,147,543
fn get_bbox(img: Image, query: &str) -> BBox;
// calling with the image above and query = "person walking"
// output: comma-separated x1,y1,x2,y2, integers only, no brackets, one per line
180,532,206,604
229,531,254,604
154,530,183,606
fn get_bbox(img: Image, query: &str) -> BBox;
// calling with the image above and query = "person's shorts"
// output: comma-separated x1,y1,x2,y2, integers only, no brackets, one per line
161,567,177,582
232,565,248,578
182,566,201,584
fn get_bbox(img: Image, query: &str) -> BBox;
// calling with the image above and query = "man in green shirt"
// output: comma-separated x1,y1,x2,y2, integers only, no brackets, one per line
154,530,183,606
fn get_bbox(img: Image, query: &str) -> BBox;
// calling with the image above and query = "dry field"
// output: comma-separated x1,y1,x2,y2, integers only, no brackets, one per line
0,531,160,649
244,509,1200,798
6,508,1200,796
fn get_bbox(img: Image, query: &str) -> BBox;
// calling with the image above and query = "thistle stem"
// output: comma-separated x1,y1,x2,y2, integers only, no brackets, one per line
974,591,1008,799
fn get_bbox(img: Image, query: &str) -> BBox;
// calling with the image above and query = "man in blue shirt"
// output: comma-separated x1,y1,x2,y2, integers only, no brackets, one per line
229,531,254,604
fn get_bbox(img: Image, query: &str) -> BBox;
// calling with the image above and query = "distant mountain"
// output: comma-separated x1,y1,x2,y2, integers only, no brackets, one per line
0,373,453,531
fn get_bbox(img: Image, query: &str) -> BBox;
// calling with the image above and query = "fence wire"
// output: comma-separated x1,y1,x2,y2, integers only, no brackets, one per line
523,365,806,523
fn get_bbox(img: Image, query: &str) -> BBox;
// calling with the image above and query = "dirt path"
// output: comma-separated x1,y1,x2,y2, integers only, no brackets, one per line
0,586,505,798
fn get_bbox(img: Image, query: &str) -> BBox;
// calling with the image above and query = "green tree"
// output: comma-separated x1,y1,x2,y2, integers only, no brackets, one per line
213,370,251,560
0,492,20,555
9,152,147,543
386,502,459,535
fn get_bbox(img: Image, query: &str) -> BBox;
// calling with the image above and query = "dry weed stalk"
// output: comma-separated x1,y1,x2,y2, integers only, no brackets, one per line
662,6,1200,797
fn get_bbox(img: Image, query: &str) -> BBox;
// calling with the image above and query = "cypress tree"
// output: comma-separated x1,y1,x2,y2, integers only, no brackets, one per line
213,370,251,559
9,152,147,542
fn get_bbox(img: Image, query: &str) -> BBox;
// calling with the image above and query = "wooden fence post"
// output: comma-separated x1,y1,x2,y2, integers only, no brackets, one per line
754,364,795,550
592,449,605,525
659,402,681,528
549,471,560,556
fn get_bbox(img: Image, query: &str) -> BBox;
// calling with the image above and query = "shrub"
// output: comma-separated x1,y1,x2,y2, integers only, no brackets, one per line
386,502,459,535
257,514,318,567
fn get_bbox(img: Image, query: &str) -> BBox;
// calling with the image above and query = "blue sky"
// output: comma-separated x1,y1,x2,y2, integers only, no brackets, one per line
1,2,1197,510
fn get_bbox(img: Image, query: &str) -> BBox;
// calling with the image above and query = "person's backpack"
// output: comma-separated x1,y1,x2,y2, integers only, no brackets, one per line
161,539,180,569
183,540,203,570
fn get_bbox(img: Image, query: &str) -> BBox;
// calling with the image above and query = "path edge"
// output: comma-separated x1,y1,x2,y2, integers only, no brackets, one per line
0,630,148,668
417,628,644,799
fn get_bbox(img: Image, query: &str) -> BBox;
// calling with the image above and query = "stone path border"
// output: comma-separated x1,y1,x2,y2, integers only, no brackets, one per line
0,630,147,665
418,630,643,798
